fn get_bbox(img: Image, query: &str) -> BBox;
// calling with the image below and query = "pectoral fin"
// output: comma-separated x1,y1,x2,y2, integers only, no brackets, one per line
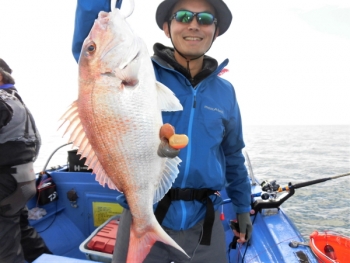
156,81,183,112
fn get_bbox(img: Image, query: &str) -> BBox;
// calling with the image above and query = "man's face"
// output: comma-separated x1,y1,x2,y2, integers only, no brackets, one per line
163,0,219,60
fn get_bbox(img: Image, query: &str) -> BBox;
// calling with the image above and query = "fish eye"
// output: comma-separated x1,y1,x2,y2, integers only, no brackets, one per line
87,42,96,53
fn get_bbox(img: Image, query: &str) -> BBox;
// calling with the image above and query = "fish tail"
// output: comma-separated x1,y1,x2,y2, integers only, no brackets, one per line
126,217,189,263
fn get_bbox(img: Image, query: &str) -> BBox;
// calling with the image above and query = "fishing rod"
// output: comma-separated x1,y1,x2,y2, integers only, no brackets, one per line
278,172,349,191
249,172,350,212
221,172,350,206
253,172,350,196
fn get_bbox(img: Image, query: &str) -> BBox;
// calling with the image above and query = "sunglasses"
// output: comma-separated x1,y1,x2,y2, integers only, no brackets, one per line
171,10,217,26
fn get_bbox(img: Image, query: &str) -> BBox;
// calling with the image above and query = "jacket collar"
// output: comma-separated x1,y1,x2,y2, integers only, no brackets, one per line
152,43,220,87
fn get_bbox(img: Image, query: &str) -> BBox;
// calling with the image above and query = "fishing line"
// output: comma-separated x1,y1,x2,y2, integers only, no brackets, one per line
118,0,134,18
330,172,350,179
111,0,117,11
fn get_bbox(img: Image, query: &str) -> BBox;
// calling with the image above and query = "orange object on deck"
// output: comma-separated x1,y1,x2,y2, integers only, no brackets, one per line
309,231,350,263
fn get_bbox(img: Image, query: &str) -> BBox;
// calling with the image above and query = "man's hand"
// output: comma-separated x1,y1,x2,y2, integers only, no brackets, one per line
157,123,188,158
233,212,253,243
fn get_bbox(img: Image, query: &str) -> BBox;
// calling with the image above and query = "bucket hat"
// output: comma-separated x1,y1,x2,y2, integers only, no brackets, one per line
156,0,232,36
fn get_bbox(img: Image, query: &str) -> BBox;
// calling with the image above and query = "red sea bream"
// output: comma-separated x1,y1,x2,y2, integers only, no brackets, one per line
60,8,188,263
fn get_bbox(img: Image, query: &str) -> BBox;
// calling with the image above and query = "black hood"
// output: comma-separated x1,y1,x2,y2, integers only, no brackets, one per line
152,43,218,87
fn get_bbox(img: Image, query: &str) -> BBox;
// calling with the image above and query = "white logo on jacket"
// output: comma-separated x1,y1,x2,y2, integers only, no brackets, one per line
204,105,224,114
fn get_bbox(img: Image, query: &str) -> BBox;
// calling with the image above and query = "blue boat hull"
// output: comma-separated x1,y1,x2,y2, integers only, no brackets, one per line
29,167,318,263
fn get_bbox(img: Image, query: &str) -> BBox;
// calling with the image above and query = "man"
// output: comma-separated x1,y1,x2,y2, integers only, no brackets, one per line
0,59,51,263
72,0,252,262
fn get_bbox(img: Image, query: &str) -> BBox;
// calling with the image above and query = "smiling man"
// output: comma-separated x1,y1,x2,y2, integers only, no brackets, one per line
143,0,252,262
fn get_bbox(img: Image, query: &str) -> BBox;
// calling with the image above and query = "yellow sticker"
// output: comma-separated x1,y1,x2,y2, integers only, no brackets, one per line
92,202,123,227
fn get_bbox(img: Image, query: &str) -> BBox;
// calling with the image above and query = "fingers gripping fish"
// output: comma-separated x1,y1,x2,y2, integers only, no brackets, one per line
59,8,189,263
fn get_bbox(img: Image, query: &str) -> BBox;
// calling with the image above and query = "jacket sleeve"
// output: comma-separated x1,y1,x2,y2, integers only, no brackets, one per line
0,98,13,129
222,89,251,214
72,0,123,62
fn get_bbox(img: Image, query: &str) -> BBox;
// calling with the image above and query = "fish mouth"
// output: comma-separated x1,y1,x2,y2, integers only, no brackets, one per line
92,12,115,59
91,9,141,79
94,13,122,65
96,11,110,30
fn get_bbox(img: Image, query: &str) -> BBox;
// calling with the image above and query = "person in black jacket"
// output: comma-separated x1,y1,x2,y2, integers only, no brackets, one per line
0,58,52,263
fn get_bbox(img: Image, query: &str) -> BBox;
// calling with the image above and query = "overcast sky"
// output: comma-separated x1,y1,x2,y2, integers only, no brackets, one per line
0,0,349,134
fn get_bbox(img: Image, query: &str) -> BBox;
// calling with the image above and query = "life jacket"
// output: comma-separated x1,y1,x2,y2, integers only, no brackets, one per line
0,162,36,216
0,87,41,158
0,87,40,216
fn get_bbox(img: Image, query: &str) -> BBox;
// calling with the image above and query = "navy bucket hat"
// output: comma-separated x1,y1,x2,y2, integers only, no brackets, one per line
156,0,232,36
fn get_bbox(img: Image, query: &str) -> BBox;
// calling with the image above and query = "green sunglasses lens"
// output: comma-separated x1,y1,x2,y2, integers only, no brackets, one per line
197,13,215,25
174,11,215,25
175,11,194,23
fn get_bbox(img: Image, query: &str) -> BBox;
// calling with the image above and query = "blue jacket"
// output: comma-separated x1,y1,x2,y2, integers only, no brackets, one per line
151,52,251,230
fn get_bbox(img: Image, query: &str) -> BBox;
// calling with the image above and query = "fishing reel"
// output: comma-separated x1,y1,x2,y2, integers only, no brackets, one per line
252,172,350,213
260,180,280,200
261,179,280,192
260,192,277,200
252,180,295,213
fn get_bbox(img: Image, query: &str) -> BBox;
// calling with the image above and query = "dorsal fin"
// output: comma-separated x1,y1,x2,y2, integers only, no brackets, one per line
59,101,120,191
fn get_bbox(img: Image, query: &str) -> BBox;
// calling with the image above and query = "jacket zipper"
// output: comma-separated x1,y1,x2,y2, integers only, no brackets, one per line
179,87,198,229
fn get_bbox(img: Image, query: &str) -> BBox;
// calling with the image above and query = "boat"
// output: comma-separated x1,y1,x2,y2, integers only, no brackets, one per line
309,231,350,263
27,146,337,263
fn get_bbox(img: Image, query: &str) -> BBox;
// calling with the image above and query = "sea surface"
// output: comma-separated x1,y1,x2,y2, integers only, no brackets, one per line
243,125,350,240
34,125,350,241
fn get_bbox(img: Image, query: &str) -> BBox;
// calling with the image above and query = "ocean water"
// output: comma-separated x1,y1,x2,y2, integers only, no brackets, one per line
243,125,350,240
34,125,350,241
